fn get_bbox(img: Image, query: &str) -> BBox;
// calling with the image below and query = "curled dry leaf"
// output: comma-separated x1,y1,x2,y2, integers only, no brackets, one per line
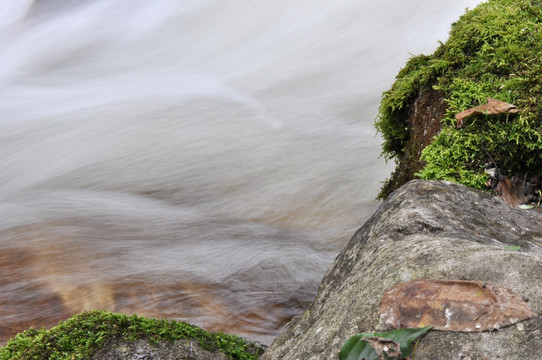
364,337,403,360
339,327,431,360
455,97,518,128
496,176,525,208
379,279,537,332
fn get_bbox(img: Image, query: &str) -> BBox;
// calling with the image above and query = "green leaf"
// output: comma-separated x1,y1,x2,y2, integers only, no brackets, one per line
504,245,521,251
382,327,433,356
339,326,432,360
339,333,381,360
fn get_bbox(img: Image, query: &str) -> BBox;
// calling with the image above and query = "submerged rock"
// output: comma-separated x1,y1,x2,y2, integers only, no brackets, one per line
262,180,542,359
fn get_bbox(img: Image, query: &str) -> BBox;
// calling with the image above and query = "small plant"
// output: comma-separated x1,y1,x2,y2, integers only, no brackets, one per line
339,326,432,360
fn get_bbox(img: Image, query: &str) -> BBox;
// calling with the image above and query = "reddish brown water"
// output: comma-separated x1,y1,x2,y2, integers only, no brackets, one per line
0,216,344,345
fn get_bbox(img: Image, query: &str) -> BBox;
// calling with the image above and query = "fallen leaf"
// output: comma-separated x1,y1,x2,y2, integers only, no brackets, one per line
364,337,402,359
379,279,537,332
496,176,524,208
339,327,431,360
456,98,518,128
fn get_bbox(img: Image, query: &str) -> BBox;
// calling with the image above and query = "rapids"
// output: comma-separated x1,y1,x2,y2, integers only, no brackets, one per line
0,0,481,344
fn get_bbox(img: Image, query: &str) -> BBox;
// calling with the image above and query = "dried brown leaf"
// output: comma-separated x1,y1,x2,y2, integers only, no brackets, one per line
364,337,402,360
456,98,518,128
496,176,524,208
379,279,537,332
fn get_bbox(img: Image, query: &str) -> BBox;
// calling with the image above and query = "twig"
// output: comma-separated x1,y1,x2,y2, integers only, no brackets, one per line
481,140,502,180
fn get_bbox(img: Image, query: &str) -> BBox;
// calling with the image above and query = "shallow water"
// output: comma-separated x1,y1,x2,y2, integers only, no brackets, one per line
0,0,481,344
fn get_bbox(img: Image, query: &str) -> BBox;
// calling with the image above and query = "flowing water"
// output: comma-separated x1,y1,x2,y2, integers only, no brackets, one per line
1,0,481,345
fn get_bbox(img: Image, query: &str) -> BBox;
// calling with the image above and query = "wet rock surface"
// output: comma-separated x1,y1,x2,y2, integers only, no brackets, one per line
262,180,542,359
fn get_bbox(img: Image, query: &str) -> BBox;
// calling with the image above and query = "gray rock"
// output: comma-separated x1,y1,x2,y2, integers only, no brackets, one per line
91,339,230,360
262,180,542,360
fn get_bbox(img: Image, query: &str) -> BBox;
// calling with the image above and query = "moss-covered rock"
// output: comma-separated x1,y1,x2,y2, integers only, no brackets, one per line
0,311,265,360
376,0,542,199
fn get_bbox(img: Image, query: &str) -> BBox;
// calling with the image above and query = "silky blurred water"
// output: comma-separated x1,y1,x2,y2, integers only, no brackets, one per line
0,0,482,344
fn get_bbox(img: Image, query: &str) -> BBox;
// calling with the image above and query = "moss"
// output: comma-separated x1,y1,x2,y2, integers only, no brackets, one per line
375,0,542,199
0,310,265,360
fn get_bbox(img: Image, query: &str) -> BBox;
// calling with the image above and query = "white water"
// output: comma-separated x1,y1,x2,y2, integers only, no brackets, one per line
0,0,482,344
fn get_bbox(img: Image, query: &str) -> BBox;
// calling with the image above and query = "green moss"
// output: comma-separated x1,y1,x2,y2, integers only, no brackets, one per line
0,310,264,360
375,0,542,198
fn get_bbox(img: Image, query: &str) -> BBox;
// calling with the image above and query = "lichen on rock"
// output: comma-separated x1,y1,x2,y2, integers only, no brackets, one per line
376,0,542,199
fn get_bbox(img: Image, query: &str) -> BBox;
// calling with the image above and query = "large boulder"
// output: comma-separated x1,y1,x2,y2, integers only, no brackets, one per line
262,180,542,359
